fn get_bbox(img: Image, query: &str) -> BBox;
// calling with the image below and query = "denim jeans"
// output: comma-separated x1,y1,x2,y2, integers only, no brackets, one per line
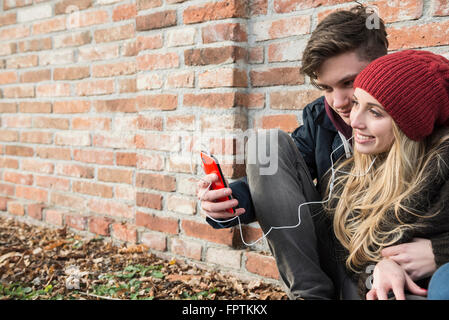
428,263,449,300
245,129,359,300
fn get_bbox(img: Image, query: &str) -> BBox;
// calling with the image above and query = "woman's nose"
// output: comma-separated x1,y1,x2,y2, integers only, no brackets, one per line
350,108,365,129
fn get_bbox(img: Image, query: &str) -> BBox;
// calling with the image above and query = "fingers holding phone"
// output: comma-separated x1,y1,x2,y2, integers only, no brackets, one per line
197,153,245,219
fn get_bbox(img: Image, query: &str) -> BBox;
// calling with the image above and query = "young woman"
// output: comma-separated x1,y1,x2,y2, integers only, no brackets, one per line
325,49,449,300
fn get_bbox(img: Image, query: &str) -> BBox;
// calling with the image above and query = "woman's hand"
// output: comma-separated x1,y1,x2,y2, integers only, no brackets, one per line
381,238,437,280
366,258,428,300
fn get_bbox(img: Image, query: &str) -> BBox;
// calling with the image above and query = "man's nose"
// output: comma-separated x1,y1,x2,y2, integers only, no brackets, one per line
332,90,350,109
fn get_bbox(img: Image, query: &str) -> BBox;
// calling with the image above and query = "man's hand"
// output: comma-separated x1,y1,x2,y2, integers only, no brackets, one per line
366,258,428,300
197,173,245,220
381,238,437,281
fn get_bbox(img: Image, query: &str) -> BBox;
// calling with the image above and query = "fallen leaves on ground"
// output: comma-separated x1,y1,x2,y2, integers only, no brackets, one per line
0,216,287,300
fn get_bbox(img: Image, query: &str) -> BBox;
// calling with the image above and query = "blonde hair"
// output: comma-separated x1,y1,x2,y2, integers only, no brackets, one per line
327,123,449,272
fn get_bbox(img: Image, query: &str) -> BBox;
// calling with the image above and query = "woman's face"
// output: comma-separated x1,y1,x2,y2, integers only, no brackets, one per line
350,88,395,154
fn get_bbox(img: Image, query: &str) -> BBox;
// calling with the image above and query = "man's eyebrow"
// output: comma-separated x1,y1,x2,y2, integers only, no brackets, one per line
316,73,359,87
337,73,358,84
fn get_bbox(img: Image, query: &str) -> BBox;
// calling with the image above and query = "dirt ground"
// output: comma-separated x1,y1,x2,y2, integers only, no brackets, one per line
0,216,287,300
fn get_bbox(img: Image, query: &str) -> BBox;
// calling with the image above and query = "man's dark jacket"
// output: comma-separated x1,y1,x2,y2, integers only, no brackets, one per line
206,96,346,229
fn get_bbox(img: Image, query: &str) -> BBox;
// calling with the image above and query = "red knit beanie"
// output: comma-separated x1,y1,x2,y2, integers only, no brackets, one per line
354,50,449,141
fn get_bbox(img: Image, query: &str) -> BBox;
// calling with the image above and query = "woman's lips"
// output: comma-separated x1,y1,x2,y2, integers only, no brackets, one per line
354,132,375,144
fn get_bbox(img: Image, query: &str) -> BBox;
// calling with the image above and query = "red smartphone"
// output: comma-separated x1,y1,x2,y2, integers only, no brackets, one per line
200,151,235,214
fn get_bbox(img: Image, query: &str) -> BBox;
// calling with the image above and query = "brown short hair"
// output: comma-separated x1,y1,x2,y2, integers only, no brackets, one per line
301,5,388,86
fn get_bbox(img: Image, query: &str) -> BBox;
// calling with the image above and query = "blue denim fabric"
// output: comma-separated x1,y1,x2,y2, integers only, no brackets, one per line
428,263,449,300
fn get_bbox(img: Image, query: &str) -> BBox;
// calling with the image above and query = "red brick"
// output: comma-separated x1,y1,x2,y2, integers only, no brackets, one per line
136,173,176,191
270,90,322,110
53,100,90,113
202,22,247,43
7,201,25,216
370,0,423,23
53,31,92,48
171,238,202,260
135,133,180,152
0,184,15,197
274,0,353,13
94,98,136,113
55,0,92,15
20,69,51,83
253,15,310,41
5,145,34,157
18,38,52,52
113,3,137,21
136,192,163,210
6,54,38,68
21,158,54,174
184,92,237,109
28,203,45,220
112,222,137,243
76,79,115,96
181,219,238,246
92,60,136,77
16,185,48,202
116,152,137,167
141,232,166,251
20,131,53,145
0,71,18,84
0,11,17,27
257,114,299,133
54,66,90,80
137,115,163,131
136,10,176,31
55,163,94,179
49,192,85,210
72,181,113,198
45,209,64,226
73,149,114,165
36,147,71,160
166,195,196,215
137,0,163,10
35,175,70,191
88,216,112,236
94,24,135,43
98,168,133,184
137,52,179,70
2,86,34,99
71,117,110,131
200,114,247,131
236,92,265,109
36,83,71,97
0,129,18,142
434,0,449,16
136,153,164,171
66,214,87,230
387,21,449,50
183,0,247,24
31,17,66,35
245,252,279,279
0,102,17,113
184,46,246,66
250,67,303,87
166,115,195,131
136,211,179,234
137,94,178,111
198,68,247,88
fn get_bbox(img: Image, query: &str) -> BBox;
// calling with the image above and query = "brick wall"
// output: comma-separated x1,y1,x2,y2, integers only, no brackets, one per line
0,0,448,284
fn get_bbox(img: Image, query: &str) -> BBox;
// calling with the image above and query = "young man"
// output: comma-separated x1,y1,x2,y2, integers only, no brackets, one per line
197,5,437,299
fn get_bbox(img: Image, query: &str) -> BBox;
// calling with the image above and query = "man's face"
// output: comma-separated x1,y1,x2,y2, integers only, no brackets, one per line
315,51,371,125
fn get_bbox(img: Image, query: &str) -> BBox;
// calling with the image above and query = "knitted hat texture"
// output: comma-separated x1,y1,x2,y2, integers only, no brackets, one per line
354,50,449,141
